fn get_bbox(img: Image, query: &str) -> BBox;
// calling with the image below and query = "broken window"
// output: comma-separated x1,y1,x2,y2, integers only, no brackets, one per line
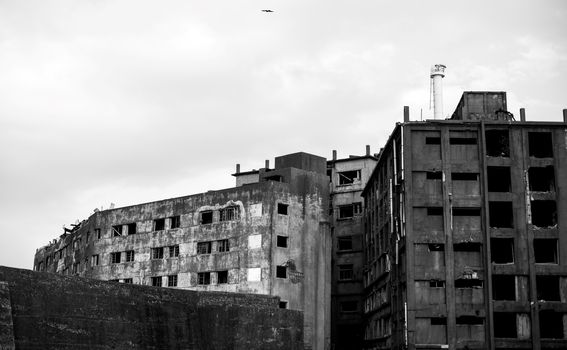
154,218,165,231
169,215,181,229
220,206,240,221
534,239,558,264
492,275,515,300
127,223,136,235
455,279,483,288
431,317,447,325
427,207,443,216
340,301,358,313
426,171,443,180
493,313,517,338
200,211,213,224
450,137,477,145
485,130,510,157
151,247,164,259
454,242,482,252
277,235,288,248
529,132,553,158
539,311,564,339
95,228,101,239
338,236,353,251
125,250,135,262
91,254,99,266
169,245,179,258
217,239,229,253
112,225,123,237
151,276,162,287
338,203,362,219
487,167,511,192
491,238,514,264
279,301,288,309
426,137,441,145
217,270,228,284
531,200,557,228
198,272,211,285
265,175,283,182
338,264,354,281
167,275,178,287
428,243,444,252
338,170,361,185
456,316,483,325
529,166,555,192
277,203,288,215
197,242,212,254
536,276,560,301
429,280,445,288
489,202,514,228
276,265,287,278
453,208,481,216
123,278,133,284
451,173,478,181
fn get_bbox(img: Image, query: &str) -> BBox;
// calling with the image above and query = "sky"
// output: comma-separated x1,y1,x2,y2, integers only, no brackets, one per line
1,0,566,269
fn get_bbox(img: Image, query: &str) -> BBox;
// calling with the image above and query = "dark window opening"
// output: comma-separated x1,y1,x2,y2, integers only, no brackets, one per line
169,215,181,229
539,311,564,339
534,239,558,264
125,250,135,262
493,313,517,338
95,228,101,239
486,130,510,157
492,275,515,300
277,235,288,248
110,252,121,264
455,279,483,288
91,254,99,266
123,278,133,284
491,238,514,264
489,202,514,228
112,225,123,237
429,280,445,288
277,203,288,215
151,247,164,259
200,211,213,224
279,301,288,309
220,206,240,221
453,208,481,216
198,272,211,285
168,275,178,287
151,276,162,287
197,242,212,255
426,137,441,145
340,301,358,313
276,265,287,278
338,170,361,185
431,317,447,325
265,175,283,182
454,242,481,252
154,218,165,231
339,203,362,219
450,137,477,145
456,316,484,325
217,239,229,252
529,132,553,158
428,244,444,252
427,207,443,216
327,168,332,181
487,167,511,192
426,171,443,180
531,200,557,228
169,245,179,258
217,270,228,284
536,276,560,301
127,223,136,235
452,173,478,181
529,166,555,192
338,236,353,251
338,264,354,281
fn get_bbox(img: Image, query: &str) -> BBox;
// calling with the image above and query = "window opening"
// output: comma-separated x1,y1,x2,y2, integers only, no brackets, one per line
426,171,442,180
276,265,287,278
277,235,288,248
220,206,240,221
529,132,553,158
338,236,353,251
112,225,123,237
277,203,288,215
429,280,445,288
125,250,135,262
536,276,560,301
154,218,165,231
265,175,283,182
427,207,443,216
91,254,99,266
338,170,361,185
197,242,212,255
493,313,517,338
168,275,178,287
198,272,211,285
169,215,181,229
455,279,483,288
431,317,447,325
151,247,164,259
279,301,288,309
110,252,121,264
454,242,481,251
200,211,213,224
539,311,564,339
340,301,358,313
534,239,558,264
151,276,162,287
491,238,514,264
529,166,555,192
456,316,483,325
451,173,478,181
123,278,133,284
169,245,179,258
485,130,510,157
487,167,511,192
338,264,354,281
127,223,136,235
217,270,228,284
95,228,101,239
489,202,514,228
217,239,229,252
428,244,444,252
492,275,515,300
426,137,441,145
531,200,557,228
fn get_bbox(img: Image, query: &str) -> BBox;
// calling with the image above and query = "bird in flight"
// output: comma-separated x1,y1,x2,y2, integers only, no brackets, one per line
261,9,274,12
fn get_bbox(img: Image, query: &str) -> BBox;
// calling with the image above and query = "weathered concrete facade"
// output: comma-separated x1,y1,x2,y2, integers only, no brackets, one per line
362,92,567,350
0,266,303,349
35,152,331,350
327,149,378,349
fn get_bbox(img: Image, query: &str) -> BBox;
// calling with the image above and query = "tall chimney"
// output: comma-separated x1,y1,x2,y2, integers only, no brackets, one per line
265,160,270,169
430,64,446,119
366,145,370,156
236,164,240,174
332,150,337,161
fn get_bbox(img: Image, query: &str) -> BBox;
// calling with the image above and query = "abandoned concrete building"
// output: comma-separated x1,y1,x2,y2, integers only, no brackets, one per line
361,92,567,350
34,152,331,350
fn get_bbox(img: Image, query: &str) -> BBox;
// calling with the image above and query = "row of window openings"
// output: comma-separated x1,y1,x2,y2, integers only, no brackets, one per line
111,216,181,237
492,275,563,302
425,131,554,159
427,239,559,264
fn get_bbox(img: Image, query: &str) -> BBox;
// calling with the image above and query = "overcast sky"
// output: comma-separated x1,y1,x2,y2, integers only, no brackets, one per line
1,0,566,269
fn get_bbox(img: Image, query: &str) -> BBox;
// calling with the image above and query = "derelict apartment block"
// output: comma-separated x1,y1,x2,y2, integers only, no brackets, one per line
34,152,332,350
362,92,567,350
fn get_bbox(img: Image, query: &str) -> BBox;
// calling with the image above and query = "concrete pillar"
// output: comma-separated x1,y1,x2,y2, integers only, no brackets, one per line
404,106,410,122
520,108,526,122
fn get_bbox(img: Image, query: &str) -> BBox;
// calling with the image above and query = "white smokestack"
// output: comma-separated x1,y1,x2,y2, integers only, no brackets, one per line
430,64,446,119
